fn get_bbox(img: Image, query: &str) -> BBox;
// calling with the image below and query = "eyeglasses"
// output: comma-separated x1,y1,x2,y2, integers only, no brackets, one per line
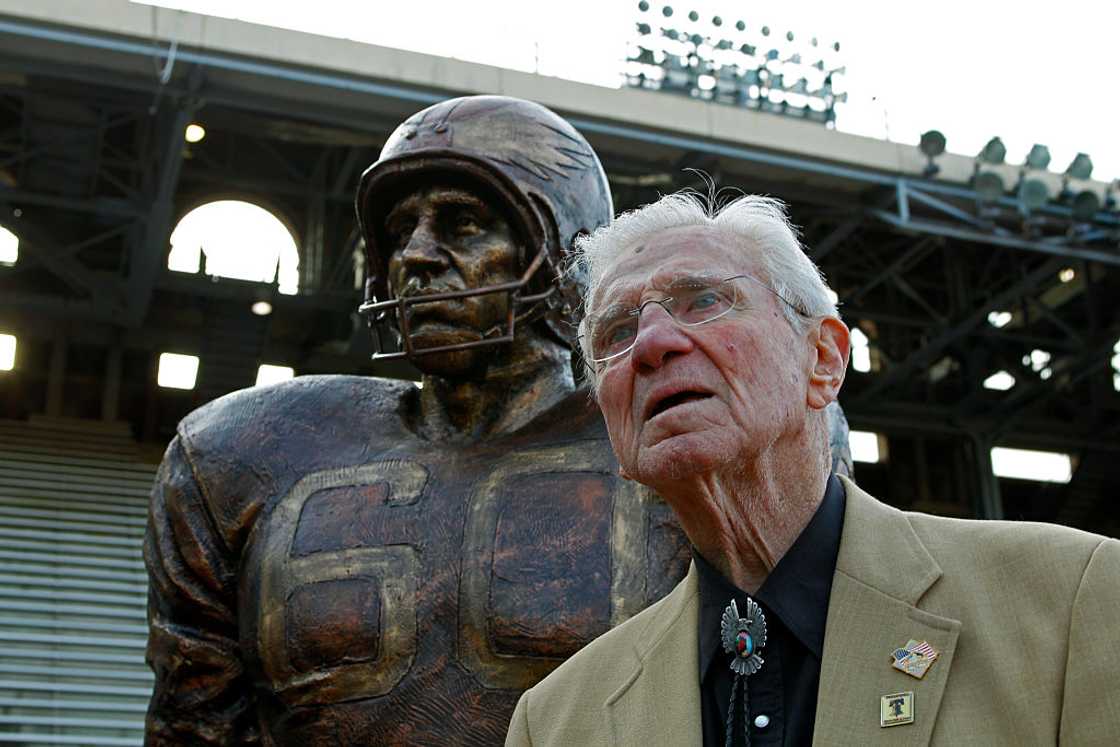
584,274,807,366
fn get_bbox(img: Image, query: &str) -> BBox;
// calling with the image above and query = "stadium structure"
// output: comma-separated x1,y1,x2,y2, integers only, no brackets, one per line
0,1,1116,744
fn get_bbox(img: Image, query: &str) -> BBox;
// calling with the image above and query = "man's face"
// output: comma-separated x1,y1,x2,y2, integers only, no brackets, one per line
384,184,520,374
590,226,822,489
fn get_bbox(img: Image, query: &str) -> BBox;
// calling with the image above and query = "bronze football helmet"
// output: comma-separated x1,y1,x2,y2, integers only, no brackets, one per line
356,95,613,359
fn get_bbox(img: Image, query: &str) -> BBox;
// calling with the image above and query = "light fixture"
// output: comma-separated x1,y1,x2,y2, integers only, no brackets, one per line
1024,144,1051,171
1017,178,1050,211
987,310,1012,328
978,137,1007,165
157,353,199,390
973,171,1005,201
184,123,206,144
1024,349,1051,372
850,327,871,373
990,447,1072,483
255,364,294,387
983,370,1016,391
1070,190,1101,221
849,431,884,463
919,129,946,177
0,225,16,265
1065,153,1093,181
0,333,15,371
251,301,273,316
1059,267,1075,283
1112,339,1120,392
973,137,1006,201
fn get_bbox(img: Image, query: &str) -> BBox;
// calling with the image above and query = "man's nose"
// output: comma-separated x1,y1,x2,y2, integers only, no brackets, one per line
397,219,448,274
629,304,694,371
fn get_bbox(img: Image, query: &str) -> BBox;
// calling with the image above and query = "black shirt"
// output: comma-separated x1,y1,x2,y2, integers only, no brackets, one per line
696,474,845,746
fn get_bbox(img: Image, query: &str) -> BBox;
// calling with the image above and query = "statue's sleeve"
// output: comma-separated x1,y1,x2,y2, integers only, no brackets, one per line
143,435,259,745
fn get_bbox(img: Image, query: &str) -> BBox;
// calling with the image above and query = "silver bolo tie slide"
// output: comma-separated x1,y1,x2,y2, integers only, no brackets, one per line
720,598,768,747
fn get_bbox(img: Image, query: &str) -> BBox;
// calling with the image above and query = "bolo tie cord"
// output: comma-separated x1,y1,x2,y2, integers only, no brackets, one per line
723,675,751,747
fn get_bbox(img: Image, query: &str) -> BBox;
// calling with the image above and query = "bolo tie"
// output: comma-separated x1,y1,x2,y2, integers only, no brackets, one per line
719,598,768,747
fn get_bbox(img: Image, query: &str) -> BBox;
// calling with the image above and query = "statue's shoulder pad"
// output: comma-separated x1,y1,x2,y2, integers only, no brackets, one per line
178,374,412,450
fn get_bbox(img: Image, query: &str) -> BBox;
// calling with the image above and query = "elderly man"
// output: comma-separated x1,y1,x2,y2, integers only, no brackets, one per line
507,192,1120,746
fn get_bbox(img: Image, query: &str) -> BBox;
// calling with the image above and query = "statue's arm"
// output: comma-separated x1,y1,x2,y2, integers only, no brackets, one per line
143,435,258,745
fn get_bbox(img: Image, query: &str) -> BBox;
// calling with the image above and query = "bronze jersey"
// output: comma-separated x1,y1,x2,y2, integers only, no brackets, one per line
143,375,689,745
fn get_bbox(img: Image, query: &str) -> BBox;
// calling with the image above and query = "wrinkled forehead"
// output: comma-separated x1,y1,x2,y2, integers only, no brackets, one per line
588,225,757,313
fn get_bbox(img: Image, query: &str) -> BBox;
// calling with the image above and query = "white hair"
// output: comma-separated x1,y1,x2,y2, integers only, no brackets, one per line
573,191,839,390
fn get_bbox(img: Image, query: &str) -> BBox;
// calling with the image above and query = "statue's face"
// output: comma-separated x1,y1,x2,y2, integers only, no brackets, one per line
384,184,521,375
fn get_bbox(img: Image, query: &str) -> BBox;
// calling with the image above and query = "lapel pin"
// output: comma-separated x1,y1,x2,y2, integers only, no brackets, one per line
890,638,939,679
880,691,915,727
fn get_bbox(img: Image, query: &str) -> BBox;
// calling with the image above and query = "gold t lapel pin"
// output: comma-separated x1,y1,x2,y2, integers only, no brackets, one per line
880,691,915,727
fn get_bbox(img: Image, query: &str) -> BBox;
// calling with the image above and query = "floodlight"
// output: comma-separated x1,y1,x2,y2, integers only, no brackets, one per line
1070,190,1100,221
850,431,884,463
712,16,722,26
0,225,16,265
850,328,871,372
990,447,1072,483
919,130,946,177
983,370,1015,391
251,301,273,316
184,123,206,144
987,310,1012,328
0,333,15,371
978,136,1006,165
973,170,1005,200
1058,267,1075,283
256,364,295,387
662,5,672,16
1025,144,1051,171
1018,178,1050,210
735,20,745,31
919,130,946,157
1065,153,1093,181
157,353,199,390
638,0,649,10
688,10,698,21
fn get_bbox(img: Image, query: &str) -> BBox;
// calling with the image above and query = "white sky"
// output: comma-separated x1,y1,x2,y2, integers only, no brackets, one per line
135,0,1118,182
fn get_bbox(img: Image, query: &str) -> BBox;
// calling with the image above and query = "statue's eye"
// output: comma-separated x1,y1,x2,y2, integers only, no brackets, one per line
453,210,481,234
388,218,417,247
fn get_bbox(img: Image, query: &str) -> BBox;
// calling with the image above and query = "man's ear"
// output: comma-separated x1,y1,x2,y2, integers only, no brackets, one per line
807,317,850,410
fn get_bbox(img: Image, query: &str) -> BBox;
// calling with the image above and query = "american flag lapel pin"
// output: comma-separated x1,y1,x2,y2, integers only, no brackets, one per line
890,639,939,679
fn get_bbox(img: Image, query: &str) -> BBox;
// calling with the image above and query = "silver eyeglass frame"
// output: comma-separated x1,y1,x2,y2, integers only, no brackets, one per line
582,273,809,368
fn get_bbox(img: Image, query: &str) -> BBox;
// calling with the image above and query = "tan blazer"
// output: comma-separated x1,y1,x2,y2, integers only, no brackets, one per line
507,477,1120,746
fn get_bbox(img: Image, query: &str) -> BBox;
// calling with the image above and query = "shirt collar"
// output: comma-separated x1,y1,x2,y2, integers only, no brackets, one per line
695,474,846,682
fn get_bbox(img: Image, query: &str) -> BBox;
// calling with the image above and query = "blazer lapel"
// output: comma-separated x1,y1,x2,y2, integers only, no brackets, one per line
813,479,961,745
605,564,704,747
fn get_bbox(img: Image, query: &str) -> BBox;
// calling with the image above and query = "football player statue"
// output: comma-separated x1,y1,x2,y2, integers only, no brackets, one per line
143,95,853,745
144,95,689,746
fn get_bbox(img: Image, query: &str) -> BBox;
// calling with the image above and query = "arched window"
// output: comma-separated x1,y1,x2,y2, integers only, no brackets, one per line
168,200,299,295
0,225,17,266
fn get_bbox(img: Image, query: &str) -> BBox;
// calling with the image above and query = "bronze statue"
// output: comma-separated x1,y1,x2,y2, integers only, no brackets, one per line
143,96,690,746
143,95,853,745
